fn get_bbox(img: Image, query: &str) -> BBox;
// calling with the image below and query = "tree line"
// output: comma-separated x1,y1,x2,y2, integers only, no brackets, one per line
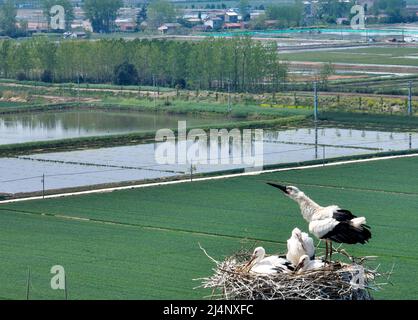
0,37,287,93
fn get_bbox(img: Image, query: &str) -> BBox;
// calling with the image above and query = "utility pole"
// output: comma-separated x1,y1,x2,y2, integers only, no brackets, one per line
408,81,413,116
227,79,232,114
42,174,45,199
190,162,196,182
153,75,156,108
315,124,318,160
26,268,31,300
314,81,318,122
65,273,68,300
409,133,412,150
77,74,80,106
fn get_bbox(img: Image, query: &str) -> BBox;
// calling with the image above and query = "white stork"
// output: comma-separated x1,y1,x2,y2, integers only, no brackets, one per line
295,255,325,273
244,247,293,274
286,227,315,266
267,183,371,261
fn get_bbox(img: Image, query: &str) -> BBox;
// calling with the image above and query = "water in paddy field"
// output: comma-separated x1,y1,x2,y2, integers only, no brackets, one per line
1,127,417,195
0,109,233,145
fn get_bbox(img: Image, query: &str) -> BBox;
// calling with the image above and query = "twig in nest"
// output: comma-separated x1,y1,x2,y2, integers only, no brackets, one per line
198,242,219,265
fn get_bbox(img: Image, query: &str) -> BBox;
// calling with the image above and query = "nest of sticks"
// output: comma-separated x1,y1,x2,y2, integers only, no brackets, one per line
196,246,391,300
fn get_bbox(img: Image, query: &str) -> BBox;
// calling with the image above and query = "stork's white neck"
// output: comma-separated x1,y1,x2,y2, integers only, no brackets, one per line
292,193,321,222
250,252,265,268
255,253,265,264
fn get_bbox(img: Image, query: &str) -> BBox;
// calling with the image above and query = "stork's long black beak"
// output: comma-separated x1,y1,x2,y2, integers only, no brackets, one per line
295,260,304,272
267,182,288,194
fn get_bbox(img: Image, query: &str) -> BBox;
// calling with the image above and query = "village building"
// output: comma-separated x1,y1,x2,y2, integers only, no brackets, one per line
225,11,239,23
158,23,182,34
203,17,224,31
116,18,137,32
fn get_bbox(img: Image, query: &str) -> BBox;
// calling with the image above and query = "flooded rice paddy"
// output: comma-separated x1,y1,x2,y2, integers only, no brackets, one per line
0,109,233,145
1,125,416,194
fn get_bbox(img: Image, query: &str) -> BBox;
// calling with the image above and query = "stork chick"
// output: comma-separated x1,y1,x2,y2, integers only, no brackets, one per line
286,227,315,266
295,255,325,273
244,247,293,274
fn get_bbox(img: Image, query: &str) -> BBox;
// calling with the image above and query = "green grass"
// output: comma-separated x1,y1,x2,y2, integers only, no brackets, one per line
0,101,28,109
279,47,418,66
0,210,244,299
0,79,174,93
99,98,312,118
320,112,418,129
1,156,418,299
0,99,50,111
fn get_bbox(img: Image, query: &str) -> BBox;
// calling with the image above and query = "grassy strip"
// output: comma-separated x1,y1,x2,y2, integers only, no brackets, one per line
329,74,418,86
0,102,80,114
0,78,173,92
0,101,32,108
320,111,418,129
0,115,308,157
0,94,311,119
96,99,311,118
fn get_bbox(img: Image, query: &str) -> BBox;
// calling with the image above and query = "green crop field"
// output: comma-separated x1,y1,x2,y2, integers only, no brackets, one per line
279,47,418,66
1,156,418,299
0,101,27,109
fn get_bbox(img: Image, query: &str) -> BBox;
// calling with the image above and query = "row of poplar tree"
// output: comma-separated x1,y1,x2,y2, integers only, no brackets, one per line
0,37,288,93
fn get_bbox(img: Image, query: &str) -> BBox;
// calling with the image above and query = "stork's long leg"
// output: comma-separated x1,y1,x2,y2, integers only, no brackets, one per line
325,240,329,262
329,241,333,262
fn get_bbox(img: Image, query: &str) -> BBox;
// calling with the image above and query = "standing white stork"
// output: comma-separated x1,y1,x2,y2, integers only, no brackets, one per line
286,227,315,266
244,247,293,274
267,183,371,261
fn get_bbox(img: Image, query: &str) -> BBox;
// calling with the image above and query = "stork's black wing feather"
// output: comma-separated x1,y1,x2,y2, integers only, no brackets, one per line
275,262,295,272
333,209,357,221
321,221,371,244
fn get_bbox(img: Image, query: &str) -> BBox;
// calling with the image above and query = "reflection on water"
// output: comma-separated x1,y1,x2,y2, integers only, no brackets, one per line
0,109,232,145
1,126,417,195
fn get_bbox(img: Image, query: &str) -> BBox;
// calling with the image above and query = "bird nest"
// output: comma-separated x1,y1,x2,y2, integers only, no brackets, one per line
195,246,391,300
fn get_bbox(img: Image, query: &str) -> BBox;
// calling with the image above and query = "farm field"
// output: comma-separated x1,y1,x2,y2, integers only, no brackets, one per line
279,47,418,67
1,156,418,299
0,109,248,145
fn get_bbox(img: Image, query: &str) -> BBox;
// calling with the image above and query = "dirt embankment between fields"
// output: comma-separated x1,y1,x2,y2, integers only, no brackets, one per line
288,61,418,75
0,81,175,98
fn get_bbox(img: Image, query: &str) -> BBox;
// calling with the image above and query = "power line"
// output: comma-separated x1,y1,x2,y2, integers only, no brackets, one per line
16,156,185,174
